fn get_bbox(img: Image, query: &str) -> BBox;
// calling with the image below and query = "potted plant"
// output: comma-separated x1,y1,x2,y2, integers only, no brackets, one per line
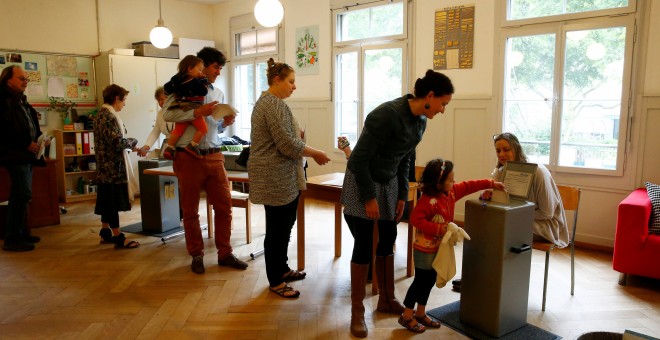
48,97,77,125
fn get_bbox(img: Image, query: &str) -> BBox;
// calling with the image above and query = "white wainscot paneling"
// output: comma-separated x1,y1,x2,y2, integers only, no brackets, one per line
287,100,333,177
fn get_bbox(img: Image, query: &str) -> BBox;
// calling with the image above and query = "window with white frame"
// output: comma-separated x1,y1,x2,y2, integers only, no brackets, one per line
499,0,637,175
231,14,281,140
333,0,408,146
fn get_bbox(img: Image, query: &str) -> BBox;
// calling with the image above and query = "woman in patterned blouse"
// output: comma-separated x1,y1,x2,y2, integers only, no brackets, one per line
93,84,140,249
248,58,331,299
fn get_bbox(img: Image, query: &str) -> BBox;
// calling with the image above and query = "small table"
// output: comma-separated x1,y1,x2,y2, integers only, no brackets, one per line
297,173,419,280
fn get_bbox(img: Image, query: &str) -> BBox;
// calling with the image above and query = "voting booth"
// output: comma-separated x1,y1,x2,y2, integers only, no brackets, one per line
459,162,537,337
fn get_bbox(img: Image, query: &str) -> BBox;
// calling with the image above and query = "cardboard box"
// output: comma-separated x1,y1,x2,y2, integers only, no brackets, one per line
63,144,76,155
132,41,179,59
109,48,135,56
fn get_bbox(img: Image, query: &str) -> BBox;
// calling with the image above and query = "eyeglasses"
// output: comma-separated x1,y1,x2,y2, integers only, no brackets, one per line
15,76,30,83
493,132,519,142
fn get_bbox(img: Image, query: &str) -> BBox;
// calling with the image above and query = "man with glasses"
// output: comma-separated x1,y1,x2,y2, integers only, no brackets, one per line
0,66,45,251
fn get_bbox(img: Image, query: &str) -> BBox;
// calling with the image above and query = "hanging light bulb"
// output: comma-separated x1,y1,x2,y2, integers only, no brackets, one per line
254,0,284,27
150,0,173,49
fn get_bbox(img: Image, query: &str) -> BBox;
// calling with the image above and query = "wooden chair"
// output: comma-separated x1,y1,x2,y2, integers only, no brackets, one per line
205,190,252,244
532,184,580,311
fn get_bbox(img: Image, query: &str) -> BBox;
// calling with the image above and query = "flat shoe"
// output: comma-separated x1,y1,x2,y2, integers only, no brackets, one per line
99,228,113,244
269,283,300,298
282,269,306,282
398,315,425,333
415,314,441,328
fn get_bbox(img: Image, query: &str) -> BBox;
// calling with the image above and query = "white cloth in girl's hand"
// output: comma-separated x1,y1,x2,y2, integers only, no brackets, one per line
432,222,471,288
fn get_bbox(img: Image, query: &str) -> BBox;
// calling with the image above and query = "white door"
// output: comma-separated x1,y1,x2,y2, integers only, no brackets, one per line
109,55,159,189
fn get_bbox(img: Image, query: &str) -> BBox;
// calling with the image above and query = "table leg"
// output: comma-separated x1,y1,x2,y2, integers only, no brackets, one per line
297,194,306,271
372,221,379,295
335,202,342,258
207,202,214,239
407,223,414,277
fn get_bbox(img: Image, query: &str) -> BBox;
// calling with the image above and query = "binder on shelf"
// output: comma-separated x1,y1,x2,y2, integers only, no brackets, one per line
75,132,83,155
82,132,90,154
89,132,95,154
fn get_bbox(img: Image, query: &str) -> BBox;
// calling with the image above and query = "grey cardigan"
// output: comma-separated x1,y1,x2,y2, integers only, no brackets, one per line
248,91,306,206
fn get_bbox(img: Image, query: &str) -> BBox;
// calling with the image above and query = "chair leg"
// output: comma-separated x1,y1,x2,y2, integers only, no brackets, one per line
618,273,627,286
245,201,252,244
570,243,575,296
542,250,550,311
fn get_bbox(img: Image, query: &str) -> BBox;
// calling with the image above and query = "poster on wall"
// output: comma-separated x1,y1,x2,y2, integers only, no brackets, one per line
294,25,319,75
433,5,475,70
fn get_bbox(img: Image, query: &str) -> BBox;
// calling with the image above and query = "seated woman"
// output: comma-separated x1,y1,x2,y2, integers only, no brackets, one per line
453,132,569,292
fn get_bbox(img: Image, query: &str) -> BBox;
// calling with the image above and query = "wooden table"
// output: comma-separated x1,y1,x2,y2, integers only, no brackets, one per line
297,172,419,279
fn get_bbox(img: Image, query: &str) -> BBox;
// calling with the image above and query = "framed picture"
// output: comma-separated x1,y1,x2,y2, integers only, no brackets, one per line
37,108,47,126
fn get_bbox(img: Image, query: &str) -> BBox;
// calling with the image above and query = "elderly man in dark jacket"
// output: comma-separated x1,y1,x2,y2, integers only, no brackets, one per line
0,65,44,251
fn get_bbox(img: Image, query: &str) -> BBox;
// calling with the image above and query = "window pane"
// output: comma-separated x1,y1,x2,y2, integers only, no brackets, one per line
257,28,277,53
503,34,556,164
509,0,629,20
364,48,402,118
337,2,403,42
336,52,358,144
234,64,255,140
237,31,257,56
559,27,626,169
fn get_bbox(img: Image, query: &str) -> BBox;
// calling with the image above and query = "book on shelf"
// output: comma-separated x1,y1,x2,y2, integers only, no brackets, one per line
89,132,95,154
82,132,90,154
75,132,83,155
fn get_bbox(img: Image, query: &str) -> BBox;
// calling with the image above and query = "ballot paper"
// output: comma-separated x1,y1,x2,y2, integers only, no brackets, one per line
211,104,239,121
36,134,52,159
500,161,538,201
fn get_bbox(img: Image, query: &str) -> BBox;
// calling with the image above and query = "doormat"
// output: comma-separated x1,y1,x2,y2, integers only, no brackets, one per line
427,300,561,340
121,222,184,238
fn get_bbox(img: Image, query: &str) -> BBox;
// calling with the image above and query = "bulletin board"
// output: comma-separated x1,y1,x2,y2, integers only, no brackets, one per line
0,50,96,104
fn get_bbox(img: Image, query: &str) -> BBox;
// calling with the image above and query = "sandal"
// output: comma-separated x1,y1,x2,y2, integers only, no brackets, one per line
269,283,300,298
415,314,441,328
398,315,426,333
282,269,307,282
112,233,140,249
99,228,113,244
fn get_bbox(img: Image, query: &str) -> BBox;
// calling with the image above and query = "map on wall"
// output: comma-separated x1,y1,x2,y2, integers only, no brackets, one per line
46,55,78,77
433,5,475,70
294,25,319,75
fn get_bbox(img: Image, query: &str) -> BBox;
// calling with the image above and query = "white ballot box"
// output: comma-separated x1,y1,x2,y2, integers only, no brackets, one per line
138,160,180,233
459,199,535,337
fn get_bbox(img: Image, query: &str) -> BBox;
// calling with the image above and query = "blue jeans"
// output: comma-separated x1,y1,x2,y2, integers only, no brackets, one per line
4,163,32,243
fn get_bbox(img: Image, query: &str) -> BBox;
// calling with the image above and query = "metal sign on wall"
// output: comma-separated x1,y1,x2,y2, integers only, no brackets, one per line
433,5,475,70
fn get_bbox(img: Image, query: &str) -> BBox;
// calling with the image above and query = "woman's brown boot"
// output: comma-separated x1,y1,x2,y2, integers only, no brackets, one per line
375,254,405,314
351,262,369,338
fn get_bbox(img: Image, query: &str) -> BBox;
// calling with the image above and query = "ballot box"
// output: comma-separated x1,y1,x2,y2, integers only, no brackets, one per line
138,159,179,233
459,199,535,337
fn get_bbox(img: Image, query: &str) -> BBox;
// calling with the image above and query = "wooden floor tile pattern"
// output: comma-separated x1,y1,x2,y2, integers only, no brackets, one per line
0,198,659,339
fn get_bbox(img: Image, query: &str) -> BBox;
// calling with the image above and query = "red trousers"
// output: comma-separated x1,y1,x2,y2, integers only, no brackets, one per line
173,151,233,258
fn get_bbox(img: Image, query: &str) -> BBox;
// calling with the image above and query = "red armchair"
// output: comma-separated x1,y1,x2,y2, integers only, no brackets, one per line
613,188,660,284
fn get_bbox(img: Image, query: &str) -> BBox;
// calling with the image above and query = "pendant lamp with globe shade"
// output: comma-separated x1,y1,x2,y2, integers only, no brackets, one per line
150,0,173,49
254,0,284,27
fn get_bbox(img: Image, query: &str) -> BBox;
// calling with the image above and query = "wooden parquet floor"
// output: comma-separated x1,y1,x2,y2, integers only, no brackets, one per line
1,198,659,339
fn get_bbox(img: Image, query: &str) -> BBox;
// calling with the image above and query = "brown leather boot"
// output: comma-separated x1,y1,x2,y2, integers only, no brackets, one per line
351,262,369,338
375,255,405,314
